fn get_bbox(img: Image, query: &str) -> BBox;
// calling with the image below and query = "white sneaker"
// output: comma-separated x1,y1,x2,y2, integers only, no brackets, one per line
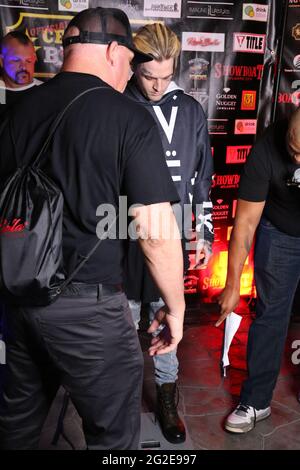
225,404,271,433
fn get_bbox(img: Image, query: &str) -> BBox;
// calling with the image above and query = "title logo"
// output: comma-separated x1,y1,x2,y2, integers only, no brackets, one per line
226,145,252,164
233,33,266,53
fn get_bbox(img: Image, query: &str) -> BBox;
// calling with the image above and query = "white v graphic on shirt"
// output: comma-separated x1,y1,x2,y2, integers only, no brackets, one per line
153,106,178,144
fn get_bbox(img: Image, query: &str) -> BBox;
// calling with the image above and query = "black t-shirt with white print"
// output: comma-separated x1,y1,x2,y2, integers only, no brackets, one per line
0,78,43,119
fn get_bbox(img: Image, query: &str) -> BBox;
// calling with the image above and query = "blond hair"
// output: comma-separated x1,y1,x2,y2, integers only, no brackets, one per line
133,23,181,69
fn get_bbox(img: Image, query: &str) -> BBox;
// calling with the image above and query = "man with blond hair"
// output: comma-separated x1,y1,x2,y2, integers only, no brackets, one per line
124,22,214,444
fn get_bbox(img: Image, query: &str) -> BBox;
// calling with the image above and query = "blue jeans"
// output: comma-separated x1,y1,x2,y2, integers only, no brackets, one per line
129,298,178,386
240,218,300,409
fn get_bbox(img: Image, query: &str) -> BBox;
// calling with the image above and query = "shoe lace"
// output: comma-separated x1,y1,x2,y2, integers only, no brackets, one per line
236,404,257,423
236,404,250,413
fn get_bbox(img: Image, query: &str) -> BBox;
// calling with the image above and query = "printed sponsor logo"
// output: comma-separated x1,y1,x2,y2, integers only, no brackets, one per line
242,3,268,22
241,90,256,110
215,88,237,111
189,58,209,81
226,145,252,164
0,218,28,234
289,0,300,6
188,90,209,108
233,32,266,53
277,91,300,106
212,174,240,189
182,32,225,52
202,274,224,290
292,23,300,39
143,0,182,18
186,1,234,20
58,0,88,12
0,0,47,9
293,54,300,69
284,56,300,73
111,1,141,15
214,63,263,80
234,119,257,134
212,199,230,220
208,119,228,135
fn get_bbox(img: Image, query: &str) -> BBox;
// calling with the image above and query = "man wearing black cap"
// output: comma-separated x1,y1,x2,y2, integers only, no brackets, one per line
0,8,185,450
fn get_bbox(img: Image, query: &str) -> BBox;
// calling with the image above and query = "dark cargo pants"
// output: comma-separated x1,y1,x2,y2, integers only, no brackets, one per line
0,284,143,450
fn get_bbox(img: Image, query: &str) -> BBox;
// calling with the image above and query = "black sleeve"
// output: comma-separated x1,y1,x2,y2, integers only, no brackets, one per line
192,104,214,243
123,118,179,206
238,136,272,202
0,112,16,189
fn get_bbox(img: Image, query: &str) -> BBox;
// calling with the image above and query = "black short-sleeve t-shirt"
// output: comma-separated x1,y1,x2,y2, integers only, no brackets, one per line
238,120,300,236
0,72,179,283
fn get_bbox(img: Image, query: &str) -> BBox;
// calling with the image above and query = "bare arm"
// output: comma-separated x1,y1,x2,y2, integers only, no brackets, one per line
216,199,265,326
130,202,185,355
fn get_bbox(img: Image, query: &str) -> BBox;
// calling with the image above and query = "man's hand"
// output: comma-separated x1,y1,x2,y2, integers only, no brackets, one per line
147,305,184,356
193,239,213,269
216,285,240,327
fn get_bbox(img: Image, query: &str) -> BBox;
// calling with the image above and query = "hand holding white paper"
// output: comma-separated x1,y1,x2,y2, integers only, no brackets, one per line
222,312,242,368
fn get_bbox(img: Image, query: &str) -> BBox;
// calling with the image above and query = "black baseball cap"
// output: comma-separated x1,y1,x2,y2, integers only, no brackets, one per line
63,7,153,64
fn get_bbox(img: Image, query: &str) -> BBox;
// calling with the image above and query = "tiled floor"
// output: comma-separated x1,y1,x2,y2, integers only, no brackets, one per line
38,298,300,450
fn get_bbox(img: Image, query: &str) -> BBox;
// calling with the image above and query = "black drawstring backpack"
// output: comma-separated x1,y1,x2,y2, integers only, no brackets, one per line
0,87,110,306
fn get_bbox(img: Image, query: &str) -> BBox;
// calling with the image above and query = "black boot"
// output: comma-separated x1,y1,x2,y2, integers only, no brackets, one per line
156,382,186,444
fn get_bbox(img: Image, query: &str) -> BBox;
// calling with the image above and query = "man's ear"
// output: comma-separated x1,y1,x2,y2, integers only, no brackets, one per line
106,41,119,66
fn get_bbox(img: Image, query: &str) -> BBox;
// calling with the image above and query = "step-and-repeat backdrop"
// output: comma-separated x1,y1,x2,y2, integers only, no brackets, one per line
1,0,297,302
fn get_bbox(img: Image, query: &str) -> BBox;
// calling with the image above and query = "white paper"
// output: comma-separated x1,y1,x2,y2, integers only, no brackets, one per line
222,312,242,367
